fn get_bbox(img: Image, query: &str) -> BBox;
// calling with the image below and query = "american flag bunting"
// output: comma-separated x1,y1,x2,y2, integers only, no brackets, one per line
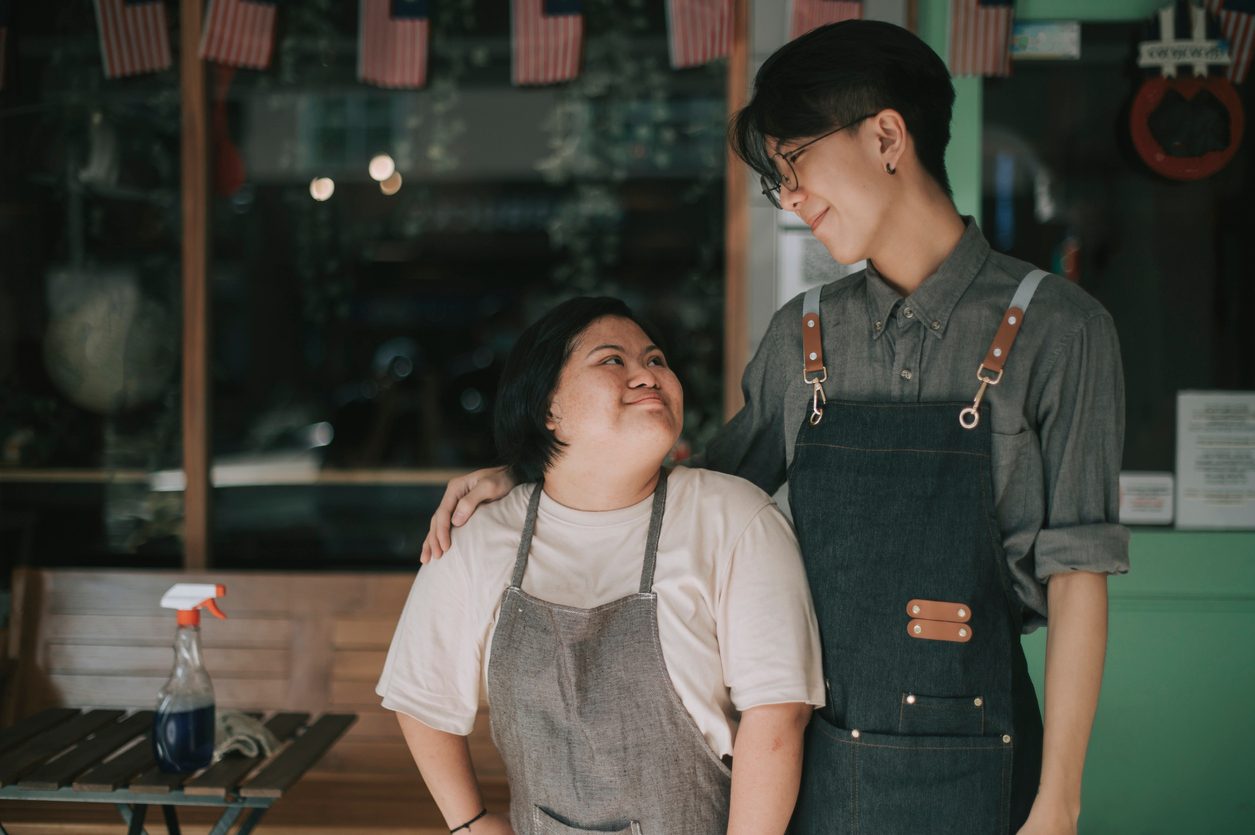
200,0,278,69
93,0,173,80
666,0,733,69
948,0,1014,77
1208,0,1255,82
359,0,430,89
512,0,583,86
789,0,862,41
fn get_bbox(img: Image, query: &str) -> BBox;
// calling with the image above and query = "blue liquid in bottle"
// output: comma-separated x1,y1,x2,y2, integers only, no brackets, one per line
153,704,215,772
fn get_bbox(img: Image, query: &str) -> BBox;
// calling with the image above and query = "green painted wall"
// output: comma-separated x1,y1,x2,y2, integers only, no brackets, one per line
1023,532,1255,832
916,2,1255,830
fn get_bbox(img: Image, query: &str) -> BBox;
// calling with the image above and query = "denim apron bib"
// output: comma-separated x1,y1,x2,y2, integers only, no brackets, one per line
789,272,1048,834
487,471,732,835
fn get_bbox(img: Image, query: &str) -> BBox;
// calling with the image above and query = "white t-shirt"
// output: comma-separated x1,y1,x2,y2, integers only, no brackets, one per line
377,466,825,758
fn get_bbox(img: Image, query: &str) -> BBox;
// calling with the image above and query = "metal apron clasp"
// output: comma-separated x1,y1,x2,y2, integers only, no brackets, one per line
805,368,827,426
959,365,1002,429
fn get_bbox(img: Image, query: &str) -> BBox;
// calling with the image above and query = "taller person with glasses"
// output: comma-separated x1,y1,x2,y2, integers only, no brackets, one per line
422,20,1127,835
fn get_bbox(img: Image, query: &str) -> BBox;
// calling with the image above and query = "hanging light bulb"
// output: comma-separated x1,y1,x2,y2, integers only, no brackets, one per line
369,154,396,182
380,172,403,196
309,177,335,201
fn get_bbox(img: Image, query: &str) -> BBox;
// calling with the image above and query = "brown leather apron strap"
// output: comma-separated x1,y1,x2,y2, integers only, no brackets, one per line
960,269,1049,429
801,287,827,425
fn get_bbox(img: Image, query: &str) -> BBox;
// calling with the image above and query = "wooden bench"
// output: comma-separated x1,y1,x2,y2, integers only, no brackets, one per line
1,568,507,833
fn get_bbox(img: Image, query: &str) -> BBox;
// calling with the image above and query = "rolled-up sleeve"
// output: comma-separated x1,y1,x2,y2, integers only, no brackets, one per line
699,304,795,494
1033,311,1131,579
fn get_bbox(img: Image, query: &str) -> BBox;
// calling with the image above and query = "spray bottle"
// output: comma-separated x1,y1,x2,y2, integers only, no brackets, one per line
154,583,227,772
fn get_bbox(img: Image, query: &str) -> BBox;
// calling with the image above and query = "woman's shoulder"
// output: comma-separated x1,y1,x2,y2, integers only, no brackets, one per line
463,481,534,531
667,466,776,521
437,482,534,572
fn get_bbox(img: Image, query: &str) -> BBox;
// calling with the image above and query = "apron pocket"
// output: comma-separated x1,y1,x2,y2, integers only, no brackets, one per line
531,805,642,835
790,717,855,835
847,726,1012,835
792,718,1012,835
898,692,986,736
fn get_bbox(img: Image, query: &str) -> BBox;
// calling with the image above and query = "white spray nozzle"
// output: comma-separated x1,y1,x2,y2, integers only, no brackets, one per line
160,583,227,624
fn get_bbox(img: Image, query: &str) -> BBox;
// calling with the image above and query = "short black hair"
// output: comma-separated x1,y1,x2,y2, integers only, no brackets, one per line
494,297,667,484
730,20,956,197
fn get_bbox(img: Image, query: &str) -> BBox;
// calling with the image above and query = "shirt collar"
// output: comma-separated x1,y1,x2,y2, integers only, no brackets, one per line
864,217,990,340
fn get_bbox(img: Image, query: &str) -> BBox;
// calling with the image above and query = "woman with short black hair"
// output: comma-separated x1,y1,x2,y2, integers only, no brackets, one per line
379,297,823,834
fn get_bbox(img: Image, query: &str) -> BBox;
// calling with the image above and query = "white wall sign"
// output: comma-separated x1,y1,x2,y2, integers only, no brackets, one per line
1175,391,1255,530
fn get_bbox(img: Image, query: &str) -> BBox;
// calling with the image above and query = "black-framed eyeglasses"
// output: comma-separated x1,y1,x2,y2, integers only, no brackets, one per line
759,113,877,209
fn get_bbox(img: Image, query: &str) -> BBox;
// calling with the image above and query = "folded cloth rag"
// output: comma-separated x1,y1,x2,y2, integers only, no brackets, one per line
213,710,280,762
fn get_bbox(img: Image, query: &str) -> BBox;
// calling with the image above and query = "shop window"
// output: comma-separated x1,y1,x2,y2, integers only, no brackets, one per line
981,21,1254,471
0,4,185,570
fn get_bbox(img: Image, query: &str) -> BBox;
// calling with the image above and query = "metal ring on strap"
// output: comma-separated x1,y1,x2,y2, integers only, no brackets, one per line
960,270,1047,429
801,287,827,425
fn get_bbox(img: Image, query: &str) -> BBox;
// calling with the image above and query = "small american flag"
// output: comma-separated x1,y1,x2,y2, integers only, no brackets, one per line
359,0,429,89
948,0,1014,77
0,0,9,91
789,0,862,41
1208,0,1255,82
666,0,732,69
93,0,173,80
200,0,278,69
512,0,583,87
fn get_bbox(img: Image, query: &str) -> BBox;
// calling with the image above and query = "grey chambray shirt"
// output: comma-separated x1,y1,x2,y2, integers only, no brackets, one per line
702,219,1129,629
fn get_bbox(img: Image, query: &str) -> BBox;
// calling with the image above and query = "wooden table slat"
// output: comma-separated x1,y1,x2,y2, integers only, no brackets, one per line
72,735,158,792
0,710,125,786
17,711,154,790
0,709,80,755
127,764,193,794
182,712,310,798
238,714,356,799
128,712,312,794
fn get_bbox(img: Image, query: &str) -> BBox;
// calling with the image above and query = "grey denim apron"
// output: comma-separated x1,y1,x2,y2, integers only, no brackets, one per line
788,273,1047,834
486,472,732,835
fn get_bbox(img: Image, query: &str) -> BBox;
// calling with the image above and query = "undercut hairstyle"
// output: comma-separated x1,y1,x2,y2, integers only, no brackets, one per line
730,19,956,198
494,297,668,484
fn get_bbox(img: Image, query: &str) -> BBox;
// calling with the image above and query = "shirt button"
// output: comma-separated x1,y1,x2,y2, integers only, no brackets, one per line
900,369,913,380
931,320,941,330
873,321,883,332
903,307,914,319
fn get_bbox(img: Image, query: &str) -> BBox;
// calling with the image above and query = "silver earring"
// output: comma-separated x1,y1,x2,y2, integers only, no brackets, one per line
885,162,896,175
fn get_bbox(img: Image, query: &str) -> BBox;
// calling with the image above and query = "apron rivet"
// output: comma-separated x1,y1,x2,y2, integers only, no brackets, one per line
912,624,922,635
1002,734,1012,744
973,697,983,707
957,608,967,618
905,694,916,705
851,729,860,739
911,604,921,614
959,628,968,638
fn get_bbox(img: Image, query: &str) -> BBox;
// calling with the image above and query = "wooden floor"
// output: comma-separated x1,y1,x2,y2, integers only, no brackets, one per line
0,777,511,834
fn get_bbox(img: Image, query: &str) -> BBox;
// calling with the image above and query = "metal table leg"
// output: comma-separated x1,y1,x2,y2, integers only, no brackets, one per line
234,807,268,835
161,804,183,835
207,805,244,835
122,803,149,835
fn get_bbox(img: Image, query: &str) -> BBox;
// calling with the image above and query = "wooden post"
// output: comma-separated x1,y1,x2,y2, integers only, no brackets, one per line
723,0,750,419
180,0,211,570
